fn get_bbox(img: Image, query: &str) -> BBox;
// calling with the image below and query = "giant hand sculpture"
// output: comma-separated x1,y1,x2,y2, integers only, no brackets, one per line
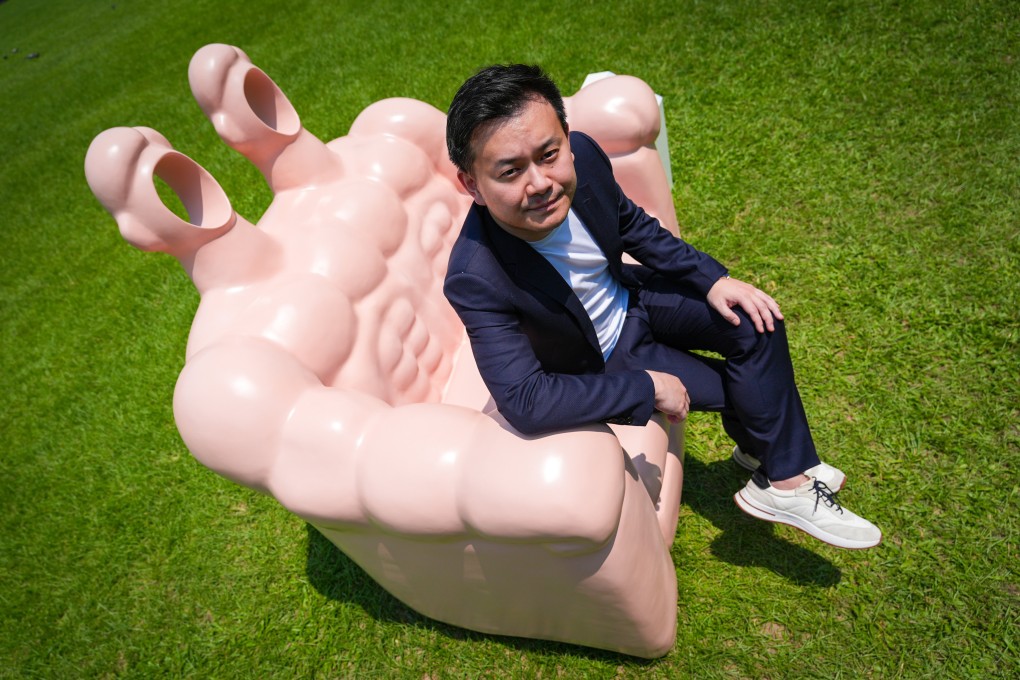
86,44,684,657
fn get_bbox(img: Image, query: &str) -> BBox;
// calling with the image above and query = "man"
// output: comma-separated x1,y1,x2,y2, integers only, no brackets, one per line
443,64,881,550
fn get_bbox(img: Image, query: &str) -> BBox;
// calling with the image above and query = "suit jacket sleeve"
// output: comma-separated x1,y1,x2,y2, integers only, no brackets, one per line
444,266,656,435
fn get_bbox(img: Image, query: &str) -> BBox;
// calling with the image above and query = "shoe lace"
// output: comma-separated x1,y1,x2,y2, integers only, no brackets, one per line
812,480,843,515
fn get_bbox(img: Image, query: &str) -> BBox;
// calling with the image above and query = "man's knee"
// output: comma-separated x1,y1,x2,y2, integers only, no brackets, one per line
724,310,786,358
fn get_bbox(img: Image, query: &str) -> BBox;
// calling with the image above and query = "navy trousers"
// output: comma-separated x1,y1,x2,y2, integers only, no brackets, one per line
605,274,820,481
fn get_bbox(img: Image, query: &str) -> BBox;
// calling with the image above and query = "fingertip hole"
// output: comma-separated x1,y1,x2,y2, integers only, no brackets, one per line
243,68,300,135
153,152,233,229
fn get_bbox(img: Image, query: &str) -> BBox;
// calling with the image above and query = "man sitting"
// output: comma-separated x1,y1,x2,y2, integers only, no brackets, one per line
442,64,881,550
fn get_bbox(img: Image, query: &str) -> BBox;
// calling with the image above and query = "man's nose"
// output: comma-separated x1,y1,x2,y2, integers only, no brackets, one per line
525,165,553,195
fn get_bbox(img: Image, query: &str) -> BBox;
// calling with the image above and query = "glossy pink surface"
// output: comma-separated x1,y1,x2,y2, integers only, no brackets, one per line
86,44,684,657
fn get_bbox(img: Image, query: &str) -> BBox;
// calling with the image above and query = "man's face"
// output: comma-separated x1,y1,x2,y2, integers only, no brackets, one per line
457,97,577,242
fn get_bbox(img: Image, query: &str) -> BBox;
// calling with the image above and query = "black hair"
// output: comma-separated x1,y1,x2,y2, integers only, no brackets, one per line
446,64,567,172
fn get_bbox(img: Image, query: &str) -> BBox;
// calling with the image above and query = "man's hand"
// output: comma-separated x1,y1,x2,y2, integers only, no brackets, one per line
645,370,689,424
706,276,783,333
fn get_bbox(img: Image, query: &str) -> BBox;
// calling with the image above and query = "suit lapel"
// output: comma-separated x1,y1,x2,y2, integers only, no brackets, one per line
481,209,602,354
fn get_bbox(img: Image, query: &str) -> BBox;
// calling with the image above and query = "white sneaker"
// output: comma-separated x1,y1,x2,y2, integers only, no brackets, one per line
734,475,882,549
731,445,847,491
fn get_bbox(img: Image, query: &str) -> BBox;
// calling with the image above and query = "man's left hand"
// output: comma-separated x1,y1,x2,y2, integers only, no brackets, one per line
706,276,783,333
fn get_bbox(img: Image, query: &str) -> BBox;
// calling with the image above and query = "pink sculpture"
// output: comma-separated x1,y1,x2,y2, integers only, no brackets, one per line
86,44,684,657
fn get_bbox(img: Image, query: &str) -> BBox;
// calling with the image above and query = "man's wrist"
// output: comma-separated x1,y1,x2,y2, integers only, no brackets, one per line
708,274,730,292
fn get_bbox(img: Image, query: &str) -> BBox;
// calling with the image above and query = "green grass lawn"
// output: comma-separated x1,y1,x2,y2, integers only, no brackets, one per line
2,0,1017,677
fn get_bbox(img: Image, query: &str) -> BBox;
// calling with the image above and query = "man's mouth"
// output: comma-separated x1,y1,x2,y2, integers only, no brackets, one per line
528,194,562,213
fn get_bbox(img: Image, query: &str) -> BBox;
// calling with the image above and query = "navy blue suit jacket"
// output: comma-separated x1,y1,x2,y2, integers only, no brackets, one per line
444,132,728,434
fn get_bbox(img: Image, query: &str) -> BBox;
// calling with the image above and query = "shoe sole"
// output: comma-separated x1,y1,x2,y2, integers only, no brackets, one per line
732,449,847,492
733,488,881,550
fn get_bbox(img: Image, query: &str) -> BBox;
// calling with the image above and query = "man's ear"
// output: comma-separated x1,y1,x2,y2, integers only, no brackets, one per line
457,170,486,206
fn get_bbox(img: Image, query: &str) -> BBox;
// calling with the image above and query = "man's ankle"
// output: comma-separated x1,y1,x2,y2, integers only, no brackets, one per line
771,474,810,491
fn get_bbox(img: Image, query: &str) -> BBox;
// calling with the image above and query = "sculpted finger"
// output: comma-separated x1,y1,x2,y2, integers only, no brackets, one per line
188,43,342,192
85,126,239,258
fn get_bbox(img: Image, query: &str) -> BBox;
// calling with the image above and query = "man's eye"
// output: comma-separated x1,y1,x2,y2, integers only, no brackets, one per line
542,149,558,161
500,168,519,178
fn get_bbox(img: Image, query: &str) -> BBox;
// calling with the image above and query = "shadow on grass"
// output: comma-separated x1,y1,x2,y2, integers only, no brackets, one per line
681,453,842,587
303,524,656,665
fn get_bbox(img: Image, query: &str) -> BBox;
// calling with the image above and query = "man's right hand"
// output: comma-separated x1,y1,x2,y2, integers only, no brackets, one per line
645,370,689,424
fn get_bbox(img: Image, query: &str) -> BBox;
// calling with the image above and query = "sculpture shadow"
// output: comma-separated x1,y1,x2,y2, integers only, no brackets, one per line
303,525,656,665
680,453,842,587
